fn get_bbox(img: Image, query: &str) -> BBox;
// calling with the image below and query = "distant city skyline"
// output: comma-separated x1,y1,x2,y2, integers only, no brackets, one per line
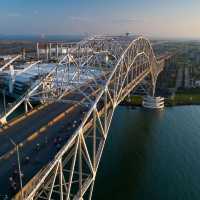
0,0,200,39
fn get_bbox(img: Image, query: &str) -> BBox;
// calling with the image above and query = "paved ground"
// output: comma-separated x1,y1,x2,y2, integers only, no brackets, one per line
184,67,190,88
176,68,183,90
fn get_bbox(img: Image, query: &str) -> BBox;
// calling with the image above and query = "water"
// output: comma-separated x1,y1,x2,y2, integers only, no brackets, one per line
93,106,200,200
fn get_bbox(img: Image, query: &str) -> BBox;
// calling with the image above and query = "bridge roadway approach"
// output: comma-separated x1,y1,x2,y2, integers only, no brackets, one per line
0,77,106,197
0,37,168,199
0,61,152,198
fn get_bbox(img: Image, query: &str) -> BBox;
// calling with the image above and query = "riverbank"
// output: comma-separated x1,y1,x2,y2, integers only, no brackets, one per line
121,94,200,107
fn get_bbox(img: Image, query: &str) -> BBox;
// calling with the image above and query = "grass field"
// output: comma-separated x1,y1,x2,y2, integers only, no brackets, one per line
124,93,200,107
166,94,200,106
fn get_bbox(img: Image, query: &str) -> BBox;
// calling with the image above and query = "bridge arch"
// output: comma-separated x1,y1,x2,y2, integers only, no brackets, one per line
11,36,164,200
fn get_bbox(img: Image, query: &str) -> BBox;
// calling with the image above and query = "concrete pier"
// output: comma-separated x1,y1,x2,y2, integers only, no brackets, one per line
142,96,164,109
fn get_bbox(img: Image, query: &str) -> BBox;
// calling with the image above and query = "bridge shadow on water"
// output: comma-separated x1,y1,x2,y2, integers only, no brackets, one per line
93,106,164,200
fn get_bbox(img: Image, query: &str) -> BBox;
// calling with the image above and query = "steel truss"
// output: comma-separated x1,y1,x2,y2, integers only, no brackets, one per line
11,36,165,200
0,40,115,125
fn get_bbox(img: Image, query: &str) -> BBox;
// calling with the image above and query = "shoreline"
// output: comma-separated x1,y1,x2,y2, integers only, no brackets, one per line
121,95,200,108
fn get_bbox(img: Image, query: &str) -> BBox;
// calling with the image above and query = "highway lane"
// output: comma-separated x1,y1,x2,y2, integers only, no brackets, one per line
0,84,96,159
184,67,190,88
0,79,103,198
0,103,88,197
0,61,152,198
0,102,72,155
0,93,93,197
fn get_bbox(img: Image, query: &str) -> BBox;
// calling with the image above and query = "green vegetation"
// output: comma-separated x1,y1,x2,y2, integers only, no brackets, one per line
166,94,200,106
123,95,142,106
177,88,200,94
129,95,142,105
123,93,200,107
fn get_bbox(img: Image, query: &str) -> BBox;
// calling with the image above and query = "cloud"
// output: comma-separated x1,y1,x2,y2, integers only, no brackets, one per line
7,13,22,17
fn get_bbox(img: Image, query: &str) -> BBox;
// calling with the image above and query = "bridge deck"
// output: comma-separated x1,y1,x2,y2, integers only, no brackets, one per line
0,85,94,198
0,62,153,198
0,36,171,199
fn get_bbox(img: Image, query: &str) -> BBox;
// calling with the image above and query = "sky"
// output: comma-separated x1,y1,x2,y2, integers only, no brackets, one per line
0,0,200,39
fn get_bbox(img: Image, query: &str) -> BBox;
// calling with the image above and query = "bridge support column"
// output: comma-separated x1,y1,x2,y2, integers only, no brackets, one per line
142,96,164,109
126,94,131,103
142,74,164,109
36,42,39,60
24,101,28,113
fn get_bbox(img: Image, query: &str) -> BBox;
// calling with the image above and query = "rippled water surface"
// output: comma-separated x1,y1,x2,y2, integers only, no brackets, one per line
93,106,200,200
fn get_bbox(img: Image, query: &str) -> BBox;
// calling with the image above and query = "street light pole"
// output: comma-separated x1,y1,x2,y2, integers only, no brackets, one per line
9,138,24,199
3,89,6,114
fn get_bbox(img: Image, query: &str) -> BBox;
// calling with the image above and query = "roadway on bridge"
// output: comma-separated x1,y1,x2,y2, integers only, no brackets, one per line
0,48,168,198
0,57,157,198
0,83,97,198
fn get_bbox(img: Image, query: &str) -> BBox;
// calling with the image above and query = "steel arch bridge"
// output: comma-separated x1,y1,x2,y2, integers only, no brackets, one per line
6,36,165,200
